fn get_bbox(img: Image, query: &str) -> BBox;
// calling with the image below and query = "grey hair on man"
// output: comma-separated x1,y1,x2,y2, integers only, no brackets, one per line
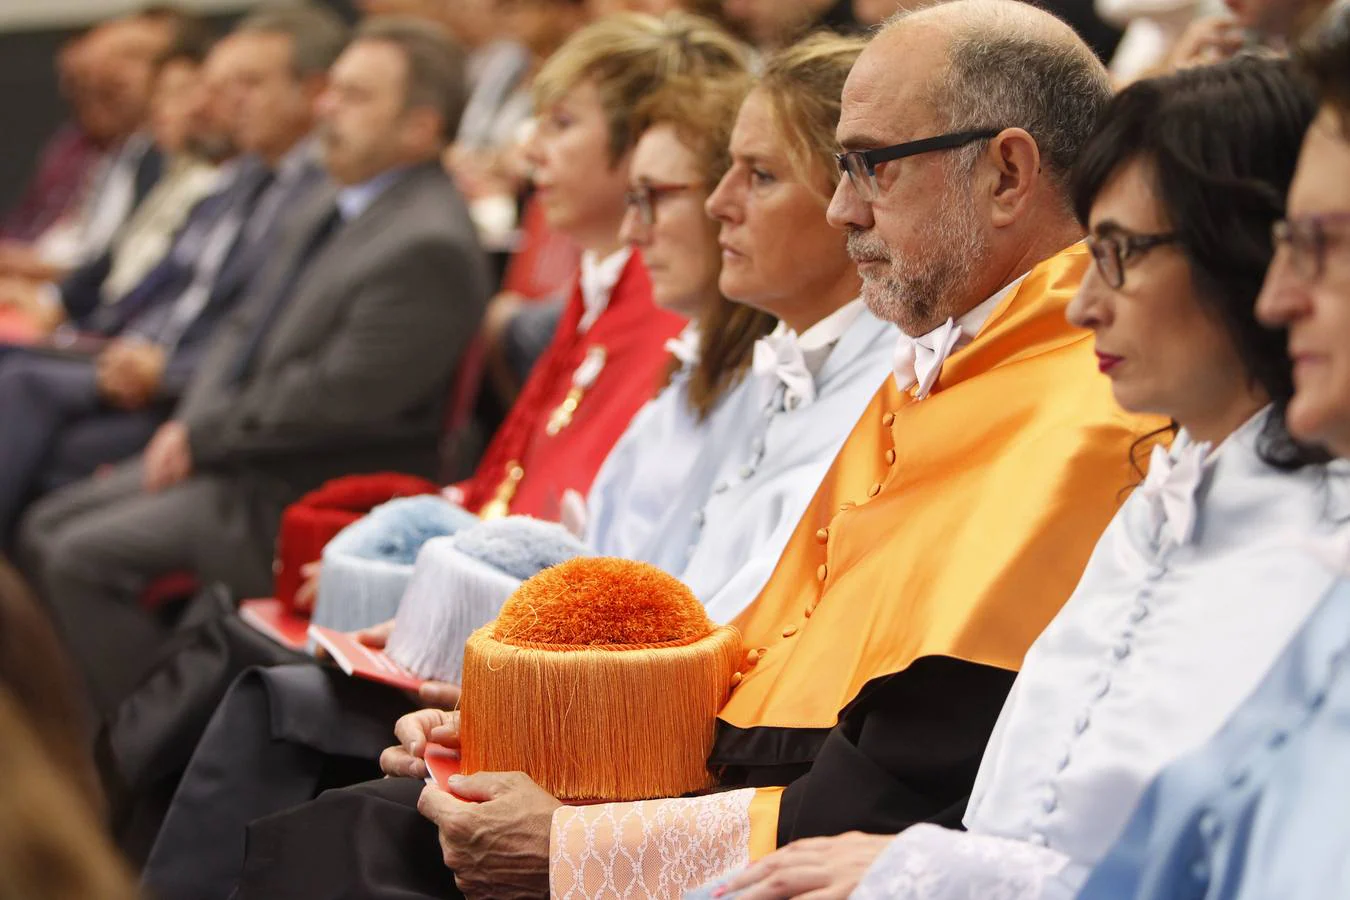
236,2,350,78
829,0,1111,336
884,0,1112,199
354,16,469,142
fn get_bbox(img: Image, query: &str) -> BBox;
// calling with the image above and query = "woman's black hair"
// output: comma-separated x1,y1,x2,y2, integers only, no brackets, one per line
1070,54,1329,471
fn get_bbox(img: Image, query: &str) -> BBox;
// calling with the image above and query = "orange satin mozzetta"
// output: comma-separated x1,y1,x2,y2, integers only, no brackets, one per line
720,243,1165,849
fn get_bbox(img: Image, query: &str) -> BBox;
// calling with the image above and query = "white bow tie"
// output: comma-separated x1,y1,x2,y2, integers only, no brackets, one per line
1140,440,1211,547
753,332,816,411
665,328,701,369
893,317,962,399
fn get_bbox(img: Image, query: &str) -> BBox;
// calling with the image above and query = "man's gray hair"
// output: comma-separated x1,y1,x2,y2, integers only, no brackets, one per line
887,0,1112,196
236,3,350,79
354,17,469,143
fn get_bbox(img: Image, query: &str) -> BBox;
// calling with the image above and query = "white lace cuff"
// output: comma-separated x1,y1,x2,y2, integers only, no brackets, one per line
851,824,1072,900
550,788,757,898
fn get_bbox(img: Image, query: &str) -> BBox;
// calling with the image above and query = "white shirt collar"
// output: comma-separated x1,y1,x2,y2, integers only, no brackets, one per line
578,247,633,333
761,298,864,378
753,298,864,410
665,322,702,369
893,274,1027,398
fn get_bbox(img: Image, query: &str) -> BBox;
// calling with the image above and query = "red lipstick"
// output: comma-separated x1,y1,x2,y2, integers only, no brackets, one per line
1096,352,1123,374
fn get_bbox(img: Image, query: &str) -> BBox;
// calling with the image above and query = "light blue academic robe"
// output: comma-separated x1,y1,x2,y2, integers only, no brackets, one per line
584,326,723,562
629,304,895,619
1078,542,1350,900
843,411,1350,900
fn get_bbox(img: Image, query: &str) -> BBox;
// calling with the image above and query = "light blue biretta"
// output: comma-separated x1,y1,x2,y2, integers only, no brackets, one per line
309,495,480,635
385,516,590,684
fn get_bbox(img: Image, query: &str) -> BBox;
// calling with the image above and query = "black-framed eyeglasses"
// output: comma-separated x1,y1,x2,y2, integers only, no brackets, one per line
1272,212,1350,283
624,182,702,227
1085,230,1179,290
834,128,1003,201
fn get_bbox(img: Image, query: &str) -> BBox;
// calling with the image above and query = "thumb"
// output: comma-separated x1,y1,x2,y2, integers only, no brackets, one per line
446,771,511,803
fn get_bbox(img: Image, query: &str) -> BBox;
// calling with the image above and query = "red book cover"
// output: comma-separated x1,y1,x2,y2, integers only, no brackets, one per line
307,624,425,693
238,598,311,652
423,743,463,791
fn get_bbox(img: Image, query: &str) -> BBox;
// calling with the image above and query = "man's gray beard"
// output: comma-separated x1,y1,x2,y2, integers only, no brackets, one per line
853,180,989,337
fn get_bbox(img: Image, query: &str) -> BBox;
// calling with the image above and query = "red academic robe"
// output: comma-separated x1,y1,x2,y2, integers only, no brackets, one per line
457,251,686,520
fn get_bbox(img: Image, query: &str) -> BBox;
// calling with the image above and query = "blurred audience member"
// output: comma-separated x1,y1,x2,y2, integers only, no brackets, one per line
1098,0,1215,81
0,7,346,541
721,0,865,47
0,38,107,243
0,11,185,283
1166,0,1334,70
0,561,137,900
16,15,488,719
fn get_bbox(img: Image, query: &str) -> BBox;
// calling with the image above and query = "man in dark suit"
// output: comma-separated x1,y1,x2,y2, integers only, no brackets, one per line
18,16,491,718
0,7,347,540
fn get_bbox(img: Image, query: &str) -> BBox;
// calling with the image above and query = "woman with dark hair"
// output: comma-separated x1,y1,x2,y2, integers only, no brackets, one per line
1072,9,1350,899
696,54,1350,900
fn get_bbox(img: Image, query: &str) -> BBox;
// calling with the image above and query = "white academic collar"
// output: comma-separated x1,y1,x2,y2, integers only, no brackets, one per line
578,246,633,334
753,298,865,411
665,322,702,369
767,298,865,378
892,273,1027,398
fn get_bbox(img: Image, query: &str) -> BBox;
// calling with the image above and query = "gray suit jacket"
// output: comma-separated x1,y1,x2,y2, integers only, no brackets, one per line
177,161,488,494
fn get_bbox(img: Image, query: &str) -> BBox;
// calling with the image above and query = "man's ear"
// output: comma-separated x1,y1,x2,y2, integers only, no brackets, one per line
402,105,445,153
985,127,1041,228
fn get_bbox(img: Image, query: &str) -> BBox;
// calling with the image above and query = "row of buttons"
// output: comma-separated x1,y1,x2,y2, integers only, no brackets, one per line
1025,539,1179,848
686,397,780,561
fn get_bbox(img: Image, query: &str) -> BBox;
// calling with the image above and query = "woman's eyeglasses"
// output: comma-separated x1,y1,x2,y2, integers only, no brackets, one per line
624,182,702,227
1272,213,1350,283
834,128,1002,202
1085,230,1179,290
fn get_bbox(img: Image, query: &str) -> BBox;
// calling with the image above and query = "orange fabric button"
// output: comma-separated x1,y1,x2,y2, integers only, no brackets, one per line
817,564,828,581
815,527,830,543
745,649,762,666
782,625,799,638
839,501,855,512
868,483,882,497
804,605,814,618
885,449,897,465
730,672,744,686
882,412,895,427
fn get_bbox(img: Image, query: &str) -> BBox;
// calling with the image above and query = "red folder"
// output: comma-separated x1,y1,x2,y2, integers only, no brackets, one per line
238,598,311,652
307,624,425,692
424,743,463,791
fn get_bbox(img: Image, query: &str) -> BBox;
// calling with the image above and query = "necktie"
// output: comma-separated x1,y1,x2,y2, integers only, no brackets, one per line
1140,440,1211,548
893,317,963,400
225,201,343,385
752,330,817,411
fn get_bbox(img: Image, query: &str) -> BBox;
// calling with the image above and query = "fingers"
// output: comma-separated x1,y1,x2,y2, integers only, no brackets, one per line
293,562,321,613
355,618,396,648
726,865,832,900
380,744,427,779
417,781,471,825
418,680,461,709
441,771,513,803
393,708,456,759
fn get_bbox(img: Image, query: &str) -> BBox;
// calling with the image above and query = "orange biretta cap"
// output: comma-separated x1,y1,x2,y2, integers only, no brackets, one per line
459,557,742,802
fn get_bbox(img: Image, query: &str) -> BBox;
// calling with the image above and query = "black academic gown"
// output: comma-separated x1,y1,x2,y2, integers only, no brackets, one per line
229,660,1016,898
